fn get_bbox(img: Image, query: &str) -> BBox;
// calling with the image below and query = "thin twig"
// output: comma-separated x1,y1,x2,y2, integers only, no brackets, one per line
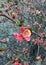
32,31,42,38
0,47,9,51
0,13,16,23
9,47,16,54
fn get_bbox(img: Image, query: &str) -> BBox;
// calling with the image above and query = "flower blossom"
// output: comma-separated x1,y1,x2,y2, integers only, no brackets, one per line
32,39,36,43
1,38,6,42
37,39,43,44
19,33,23,43
20,26,25,31
33,22,39,25
39,24,43,28
23,48,28,52
13,33,23,43
35,10,41,14
27,25,30,29
24,61,28,65
13,33,19,40
13,61,19,65
22,29,31,41
13,28,31,42
41,32,45,37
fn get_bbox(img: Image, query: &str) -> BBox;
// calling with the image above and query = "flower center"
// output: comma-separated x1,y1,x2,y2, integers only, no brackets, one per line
25,32,29,35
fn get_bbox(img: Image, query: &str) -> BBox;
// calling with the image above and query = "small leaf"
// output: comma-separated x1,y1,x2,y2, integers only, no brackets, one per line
29,27,32,32
20,17,24,26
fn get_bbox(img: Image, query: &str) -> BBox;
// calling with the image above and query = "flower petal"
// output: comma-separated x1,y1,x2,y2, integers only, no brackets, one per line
24,36,30,41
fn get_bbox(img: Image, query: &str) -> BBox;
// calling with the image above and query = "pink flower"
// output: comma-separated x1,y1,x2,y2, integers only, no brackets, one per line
37,39,43,44
41,32,45,37
27,25,30,29
13,62,19,65
24,61,28,65
13,28,31,42
13,33,23,43
1,38,6,42
23,29,31,37
33,22,39,25
20,26,25,31
24,36,30,41
35,10,40,14
23,48,28,52
13,33,19,40
19,33,23,43
32,39,35,43
39,24,43,28
22,29,31,41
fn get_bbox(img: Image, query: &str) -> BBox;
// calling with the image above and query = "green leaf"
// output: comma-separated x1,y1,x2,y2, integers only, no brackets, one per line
36,14,42,17
20,17,24,26
29,27,32,32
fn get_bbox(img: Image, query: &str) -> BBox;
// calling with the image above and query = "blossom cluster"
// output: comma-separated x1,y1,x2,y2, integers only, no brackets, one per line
13,26,31,43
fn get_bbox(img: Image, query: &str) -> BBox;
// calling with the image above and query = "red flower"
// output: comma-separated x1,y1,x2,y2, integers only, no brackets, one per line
13,62,19,65
19,33,23,43
13,33,23,43
20,26,25,31
13,28,31,42
13,33,19,40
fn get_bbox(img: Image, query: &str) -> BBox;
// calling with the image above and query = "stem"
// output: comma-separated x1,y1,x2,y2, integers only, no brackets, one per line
0,13,16,23
37,44,39,56
0,47,9,51
32,31,41,38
